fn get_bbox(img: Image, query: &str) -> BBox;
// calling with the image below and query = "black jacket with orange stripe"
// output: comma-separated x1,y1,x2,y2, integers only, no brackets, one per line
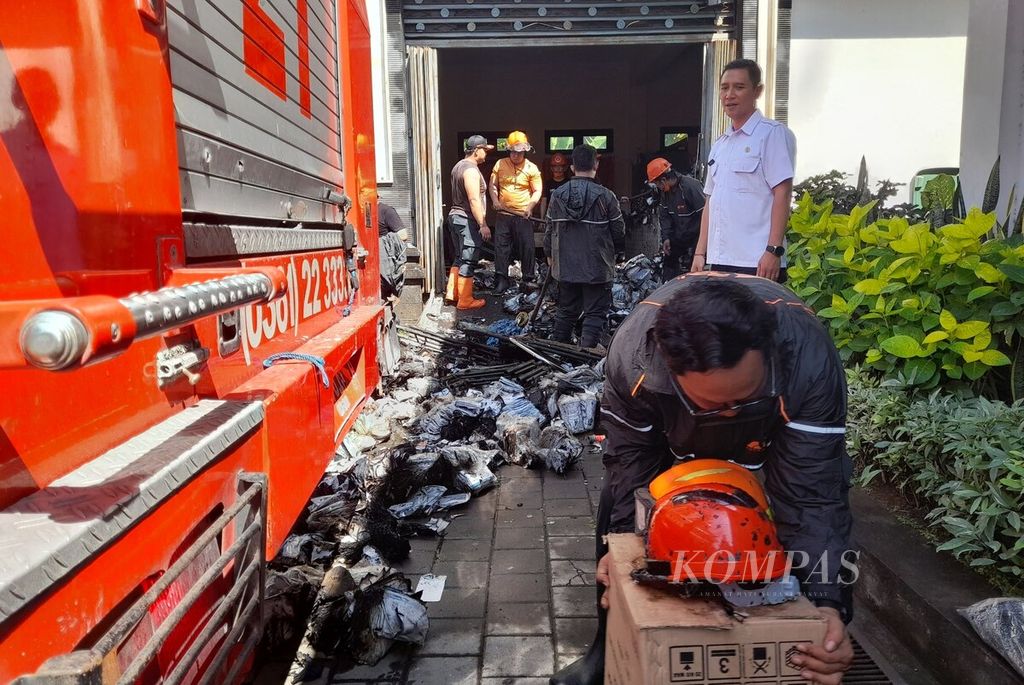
600,272,853,612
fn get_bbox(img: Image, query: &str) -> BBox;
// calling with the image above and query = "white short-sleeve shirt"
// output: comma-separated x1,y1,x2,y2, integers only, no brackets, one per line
703,110,796,268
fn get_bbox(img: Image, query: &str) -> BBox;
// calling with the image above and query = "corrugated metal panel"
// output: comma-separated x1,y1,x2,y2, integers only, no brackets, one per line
403,0,735,40
774,0,790,125
378,0,415,240
740,0,757,59
167,0,345,222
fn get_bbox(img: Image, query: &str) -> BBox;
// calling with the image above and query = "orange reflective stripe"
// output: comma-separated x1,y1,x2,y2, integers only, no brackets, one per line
639,300,663,307
764,298,783,305
779,396,791,423
631,373,646,397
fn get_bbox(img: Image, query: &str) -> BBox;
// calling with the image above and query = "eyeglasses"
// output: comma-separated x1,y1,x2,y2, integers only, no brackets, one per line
676,359,778,419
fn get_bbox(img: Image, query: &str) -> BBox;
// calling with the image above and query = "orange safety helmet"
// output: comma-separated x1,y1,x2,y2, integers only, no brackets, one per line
649,460,770,511
645,463,788,583
550,152,570,168
508,130,532,152
646,157,672,183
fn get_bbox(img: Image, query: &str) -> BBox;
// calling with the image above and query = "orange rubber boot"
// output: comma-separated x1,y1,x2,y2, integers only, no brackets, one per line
444,266,459,304
456,275,486,309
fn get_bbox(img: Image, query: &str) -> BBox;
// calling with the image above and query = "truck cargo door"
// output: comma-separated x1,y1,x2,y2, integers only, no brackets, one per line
407,45,443,295
167,0,346,225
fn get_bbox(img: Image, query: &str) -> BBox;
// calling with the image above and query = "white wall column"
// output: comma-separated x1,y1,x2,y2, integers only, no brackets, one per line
959,0,1024,218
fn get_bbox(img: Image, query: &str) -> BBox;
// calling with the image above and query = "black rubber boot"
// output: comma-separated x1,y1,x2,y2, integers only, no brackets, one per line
492,274,512,294
549,611,606,685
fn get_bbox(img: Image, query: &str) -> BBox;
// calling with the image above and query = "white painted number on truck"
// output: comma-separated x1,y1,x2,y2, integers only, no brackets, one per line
241,254,347,365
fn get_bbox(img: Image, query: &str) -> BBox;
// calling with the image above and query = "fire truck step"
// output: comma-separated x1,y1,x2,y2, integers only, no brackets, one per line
0,399,265,623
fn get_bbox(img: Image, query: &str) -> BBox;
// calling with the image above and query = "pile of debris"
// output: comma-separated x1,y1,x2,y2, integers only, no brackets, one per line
261,335,605,681
610,254,662,331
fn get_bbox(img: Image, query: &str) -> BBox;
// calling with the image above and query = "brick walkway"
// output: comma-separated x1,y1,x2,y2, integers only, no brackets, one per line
331,447,605,684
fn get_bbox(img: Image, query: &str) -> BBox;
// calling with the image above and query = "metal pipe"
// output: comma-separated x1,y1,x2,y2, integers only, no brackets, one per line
93,484,262,656
116,520,262,684
20,272,284,371
163,561,261,685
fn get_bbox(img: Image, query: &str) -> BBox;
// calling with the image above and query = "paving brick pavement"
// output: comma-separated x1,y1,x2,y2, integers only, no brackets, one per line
330,448,605,683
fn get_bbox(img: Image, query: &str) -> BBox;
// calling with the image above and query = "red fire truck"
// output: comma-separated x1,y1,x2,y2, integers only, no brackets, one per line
0,1,383,681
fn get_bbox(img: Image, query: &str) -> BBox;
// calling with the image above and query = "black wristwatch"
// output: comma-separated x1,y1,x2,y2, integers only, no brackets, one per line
765,244,785,256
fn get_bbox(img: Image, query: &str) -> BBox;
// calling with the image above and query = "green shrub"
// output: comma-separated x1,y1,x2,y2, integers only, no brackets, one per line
846,371,1024,582
787,194,1024,397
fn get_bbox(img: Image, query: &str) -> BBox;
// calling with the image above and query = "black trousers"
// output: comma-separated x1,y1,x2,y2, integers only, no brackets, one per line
552,281,611,349
495,213,536,280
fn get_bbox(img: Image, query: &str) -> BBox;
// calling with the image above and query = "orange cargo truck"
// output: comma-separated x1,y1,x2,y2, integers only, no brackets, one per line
0,0,383,681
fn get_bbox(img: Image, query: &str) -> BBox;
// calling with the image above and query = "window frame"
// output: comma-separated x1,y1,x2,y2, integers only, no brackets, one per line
544,129,615,154
659,126,701,152
456,131,510,157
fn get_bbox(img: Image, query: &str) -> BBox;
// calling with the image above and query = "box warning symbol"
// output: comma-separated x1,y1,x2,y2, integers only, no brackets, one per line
669,645,705,681
707,644,740,680
743,642,777,678
779,641,814,676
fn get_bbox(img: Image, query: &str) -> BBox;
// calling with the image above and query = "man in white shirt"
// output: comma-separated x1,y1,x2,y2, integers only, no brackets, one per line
692,59,796,283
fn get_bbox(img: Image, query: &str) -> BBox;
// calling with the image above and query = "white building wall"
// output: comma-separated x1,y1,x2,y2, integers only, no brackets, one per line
788,0,968,202
959,0,1024,219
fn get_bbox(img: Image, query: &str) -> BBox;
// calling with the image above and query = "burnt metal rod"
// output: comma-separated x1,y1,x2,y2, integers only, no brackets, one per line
507,337,567,372
399,325,500,355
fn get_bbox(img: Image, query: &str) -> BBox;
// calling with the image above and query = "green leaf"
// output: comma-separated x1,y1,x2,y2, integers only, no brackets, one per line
967,286,996,302
963,361,988,380
970,558,997,567
990,301,1022,317
940,310,957,331
880,335,925,358
922,331,949,344
853,279,885,295
974,263,1005,284
953,321,989,339
979,349,1012,366
1007,511,1021,532
998,264,1024,284
904,359,938,385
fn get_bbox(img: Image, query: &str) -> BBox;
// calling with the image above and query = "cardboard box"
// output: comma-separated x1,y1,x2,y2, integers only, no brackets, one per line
605,533,827,685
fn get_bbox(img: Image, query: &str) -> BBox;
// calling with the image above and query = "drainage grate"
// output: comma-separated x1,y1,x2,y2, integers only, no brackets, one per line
847,636,894,684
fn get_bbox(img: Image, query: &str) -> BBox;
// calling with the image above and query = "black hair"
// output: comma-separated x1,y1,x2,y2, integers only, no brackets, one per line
722,58,762,87
654,279,777,374
571,144,597,172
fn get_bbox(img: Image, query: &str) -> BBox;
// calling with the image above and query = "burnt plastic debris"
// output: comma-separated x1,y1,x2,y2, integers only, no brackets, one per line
388,485,471,519
298,551,428,678
497,414,542,468
440,445,499,493
609,254,663,333
557,392,599,434
417,398,501,442
264,565,326,651
503,293,523,314
278,533,337,568
388,484,447,519
537,421,584,474
363,501,411,564
959,597,1024,677
486,318,525,346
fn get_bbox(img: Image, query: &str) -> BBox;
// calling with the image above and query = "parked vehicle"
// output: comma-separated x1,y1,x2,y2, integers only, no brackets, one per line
0,1,383,681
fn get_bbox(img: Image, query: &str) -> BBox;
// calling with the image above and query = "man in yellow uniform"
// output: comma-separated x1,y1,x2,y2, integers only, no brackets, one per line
490,130,543,293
